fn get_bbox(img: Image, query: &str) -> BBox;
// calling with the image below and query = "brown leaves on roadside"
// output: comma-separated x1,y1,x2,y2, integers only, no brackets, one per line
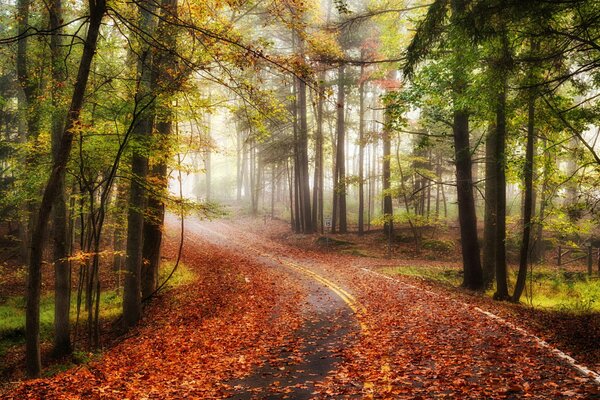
2,229,306,400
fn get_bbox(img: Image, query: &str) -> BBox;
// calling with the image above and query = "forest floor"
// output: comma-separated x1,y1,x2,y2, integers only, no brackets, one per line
2,215,600,399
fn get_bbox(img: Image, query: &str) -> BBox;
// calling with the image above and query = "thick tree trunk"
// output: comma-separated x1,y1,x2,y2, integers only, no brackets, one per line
49,0,71,358
141,0,178,300
482,123,497,287
26,0,106,377
453,110,483,291
449,0,483,292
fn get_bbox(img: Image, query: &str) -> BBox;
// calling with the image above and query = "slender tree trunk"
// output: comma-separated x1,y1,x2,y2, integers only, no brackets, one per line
312,72,324,233
435,154,441,217
533,136,548,262
335,64,347,233
113,179,127,279
17,0,41,264
358,68,365,235
49,0,71,357
382,101,393,237
26,0,106,377
287,160,295,230
483,123,497,287
297,71,312,233
124,3,156,328
236,129,242,201
513,78,536,302
493,74,509,300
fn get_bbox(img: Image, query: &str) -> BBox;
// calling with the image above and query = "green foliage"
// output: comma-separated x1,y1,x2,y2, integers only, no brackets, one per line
422,238,455,252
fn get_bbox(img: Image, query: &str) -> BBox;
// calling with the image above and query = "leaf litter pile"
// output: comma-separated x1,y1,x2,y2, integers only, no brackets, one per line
3,217,600,399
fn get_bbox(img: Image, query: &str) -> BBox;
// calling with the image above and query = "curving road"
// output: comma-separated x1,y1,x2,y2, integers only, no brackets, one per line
188,217,600,399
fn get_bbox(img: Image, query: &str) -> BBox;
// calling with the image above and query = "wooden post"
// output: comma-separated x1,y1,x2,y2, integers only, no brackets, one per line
588,245,593,276
557,245,561,267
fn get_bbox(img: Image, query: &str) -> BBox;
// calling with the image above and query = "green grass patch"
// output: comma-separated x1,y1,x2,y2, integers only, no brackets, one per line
522,270,600,312
384,265,600,313
0,262,195,358
158,260,196,289
383,265,463,286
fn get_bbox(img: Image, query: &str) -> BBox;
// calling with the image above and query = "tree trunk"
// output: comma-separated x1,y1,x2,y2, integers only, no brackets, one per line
533,135,548,262
26,0,106,377
141,0,178,300
513,79,536,303
382,101,393,237
312,72,324,233
49,0,71,358
236,128,242,201
297,72,312,233
334,64,347,233
449,0,483,292
204,108,212,201
124,3,156,328
16,0,41,265
493,76,509,300
453,110,483,291
482,123,497,287
358,68,365,235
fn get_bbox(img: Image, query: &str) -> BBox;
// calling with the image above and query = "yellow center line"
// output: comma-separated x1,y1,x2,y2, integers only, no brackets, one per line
278,259,370,333
270,257,393,396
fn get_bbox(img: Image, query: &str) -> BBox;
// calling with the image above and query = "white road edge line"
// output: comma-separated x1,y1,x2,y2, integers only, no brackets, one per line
360,267,600,385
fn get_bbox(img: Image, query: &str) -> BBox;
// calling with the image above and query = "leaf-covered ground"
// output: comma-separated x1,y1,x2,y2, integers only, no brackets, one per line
1,223,307,399
3,216,600,399
198,218,600,399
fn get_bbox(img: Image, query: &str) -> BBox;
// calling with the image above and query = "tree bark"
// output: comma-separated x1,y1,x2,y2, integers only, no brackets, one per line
26,0,106,377
358,67,365,235
141,0,178,300
482,123,497,287
49,0,72,358
453,110,483,290
297,72,313,233
312,72,324,233
334,64,347,233
513,78,536,303
124,3,156,328
493,78,509,300
382,101,393,237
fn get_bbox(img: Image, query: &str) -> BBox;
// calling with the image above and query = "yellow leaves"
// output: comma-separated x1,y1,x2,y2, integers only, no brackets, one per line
67,250,121,264
307,30,344,60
